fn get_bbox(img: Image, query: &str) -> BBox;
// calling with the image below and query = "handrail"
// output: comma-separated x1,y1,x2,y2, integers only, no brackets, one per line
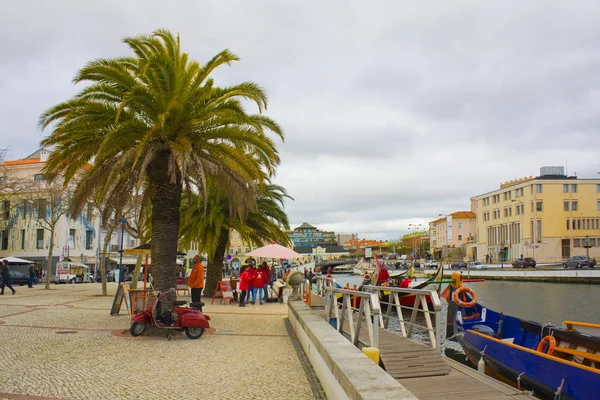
362,285,442,351
323,285,381,348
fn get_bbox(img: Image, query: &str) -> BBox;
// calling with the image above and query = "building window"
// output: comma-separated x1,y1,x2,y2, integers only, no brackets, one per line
564,201,569,211
37,229,44,249
577,219,582,230
34,173,46,181
86,203,93,223
1,230,8,250
572,201,578,211
458,235,463,241
236,246,241,254
574,238,580,247
566,219,570,230
20,229,25,250
563,184,569,193
597,184,600,193
597,200,600,211
37,199,46,219
85,230,93,250
536,201,543,212
571,184,577,193
69,229,75,249
457,222,462,229
229,247,233,254
535,184,543,193
2,200,10,220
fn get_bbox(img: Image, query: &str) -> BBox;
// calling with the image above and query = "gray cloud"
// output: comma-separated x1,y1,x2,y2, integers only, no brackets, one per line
2,0,600,240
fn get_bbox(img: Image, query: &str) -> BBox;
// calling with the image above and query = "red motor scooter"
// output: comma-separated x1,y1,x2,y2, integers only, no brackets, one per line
130,288,210,339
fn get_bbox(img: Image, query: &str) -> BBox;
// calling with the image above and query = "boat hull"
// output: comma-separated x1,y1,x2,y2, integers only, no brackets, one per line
453,305,600,400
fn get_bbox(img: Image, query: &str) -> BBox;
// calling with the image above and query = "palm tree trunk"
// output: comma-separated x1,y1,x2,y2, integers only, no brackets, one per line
44,227,55,290
147,152,182,299
204,227,228,298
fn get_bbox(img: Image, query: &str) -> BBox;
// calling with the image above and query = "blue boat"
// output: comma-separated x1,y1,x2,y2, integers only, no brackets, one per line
450,285,600,400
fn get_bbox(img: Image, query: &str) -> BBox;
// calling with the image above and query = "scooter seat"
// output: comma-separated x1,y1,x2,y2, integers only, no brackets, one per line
173,300,187,306
189,302,204,310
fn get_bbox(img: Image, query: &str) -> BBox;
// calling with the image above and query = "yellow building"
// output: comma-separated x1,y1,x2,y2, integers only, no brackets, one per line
471,166,600,263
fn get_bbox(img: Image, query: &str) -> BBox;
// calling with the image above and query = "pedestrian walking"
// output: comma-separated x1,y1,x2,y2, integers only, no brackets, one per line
187,255,205,303
0,260,16,295
28,264,36,288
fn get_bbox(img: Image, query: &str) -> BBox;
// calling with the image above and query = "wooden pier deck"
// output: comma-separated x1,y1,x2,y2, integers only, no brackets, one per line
309,295,534,399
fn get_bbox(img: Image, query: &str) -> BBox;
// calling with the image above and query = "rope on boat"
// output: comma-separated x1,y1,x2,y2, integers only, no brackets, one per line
554,376,566,400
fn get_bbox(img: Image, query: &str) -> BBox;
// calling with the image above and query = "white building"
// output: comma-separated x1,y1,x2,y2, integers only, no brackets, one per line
0,149,138,271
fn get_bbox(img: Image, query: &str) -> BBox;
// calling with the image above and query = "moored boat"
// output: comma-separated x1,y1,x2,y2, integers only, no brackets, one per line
450,278,600,400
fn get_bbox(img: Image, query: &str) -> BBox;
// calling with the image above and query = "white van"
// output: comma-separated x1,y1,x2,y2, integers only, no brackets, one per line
53,262,93,284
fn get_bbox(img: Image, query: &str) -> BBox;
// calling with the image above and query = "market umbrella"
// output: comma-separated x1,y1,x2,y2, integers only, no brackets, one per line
0,256,35,264
245,242,301,259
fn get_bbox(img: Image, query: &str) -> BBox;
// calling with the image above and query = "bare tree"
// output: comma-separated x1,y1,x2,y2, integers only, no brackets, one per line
34,179,73,290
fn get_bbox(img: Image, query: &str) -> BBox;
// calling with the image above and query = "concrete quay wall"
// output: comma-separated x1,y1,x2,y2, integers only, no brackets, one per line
434,268,600,284
288,300,417,400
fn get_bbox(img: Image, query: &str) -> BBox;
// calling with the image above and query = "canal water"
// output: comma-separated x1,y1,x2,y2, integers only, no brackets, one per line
331,272,600,363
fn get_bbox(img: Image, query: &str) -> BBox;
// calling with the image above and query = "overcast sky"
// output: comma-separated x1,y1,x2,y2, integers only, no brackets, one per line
2,1,600,240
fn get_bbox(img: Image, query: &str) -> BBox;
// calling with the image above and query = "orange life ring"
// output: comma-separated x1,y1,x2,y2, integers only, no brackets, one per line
536,335,556,355
453,287,478,308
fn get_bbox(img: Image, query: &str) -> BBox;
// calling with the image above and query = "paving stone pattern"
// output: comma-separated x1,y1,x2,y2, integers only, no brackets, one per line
0,283,314,400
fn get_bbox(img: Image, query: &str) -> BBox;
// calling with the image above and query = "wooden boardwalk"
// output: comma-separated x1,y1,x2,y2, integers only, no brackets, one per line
309,295,533,399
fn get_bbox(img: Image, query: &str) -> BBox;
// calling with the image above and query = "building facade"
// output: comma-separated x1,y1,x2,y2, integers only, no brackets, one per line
0,149,138,271
287,222,336,247
336,232,357,246
429,211,476,259
472,167,600,263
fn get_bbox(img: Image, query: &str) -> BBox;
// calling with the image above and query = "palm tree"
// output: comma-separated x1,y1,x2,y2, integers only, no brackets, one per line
179,180,291,297
38,30,283,294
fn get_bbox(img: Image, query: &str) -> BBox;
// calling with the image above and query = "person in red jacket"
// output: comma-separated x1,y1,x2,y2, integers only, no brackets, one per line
246,264,257,304
259,262,270,301
377,265,390,285
238,266,250,307
254,266,267,305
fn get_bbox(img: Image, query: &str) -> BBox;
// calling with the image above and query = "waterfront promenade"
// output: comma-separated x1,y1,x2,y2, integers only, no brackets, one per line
0,284,316,400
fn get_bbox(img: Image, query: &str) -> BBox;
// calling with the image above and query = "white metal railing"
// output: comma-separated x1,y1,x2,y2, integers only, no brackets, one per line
362,285,442,351
314,275,337,296
322,283,382,348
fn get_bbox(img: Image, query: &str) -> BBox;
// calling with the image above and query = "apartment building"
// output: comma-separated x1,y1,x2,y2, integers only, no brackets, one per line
336,232,357,246
429,211,476,259
0,149,138,270
471,166,600,263
287,222,336,247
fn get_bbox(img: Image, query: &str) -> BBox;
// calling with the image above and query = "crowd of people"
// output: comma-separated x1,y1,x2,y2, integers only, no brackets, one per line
238,261,277,306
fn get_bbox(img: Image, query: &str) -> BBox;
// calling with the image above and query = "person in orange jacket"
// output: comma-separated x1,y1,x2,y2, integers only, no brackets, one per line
187,255,205,303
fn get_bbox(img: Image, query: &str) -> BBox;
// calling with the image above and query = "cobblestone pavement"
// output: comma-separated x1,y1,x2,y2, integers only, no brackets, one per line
0,283,314,400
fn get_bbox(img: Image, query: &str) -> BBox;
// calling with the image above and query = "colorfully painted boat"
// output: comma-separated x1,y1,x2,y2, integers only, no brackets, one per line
450,286,600,399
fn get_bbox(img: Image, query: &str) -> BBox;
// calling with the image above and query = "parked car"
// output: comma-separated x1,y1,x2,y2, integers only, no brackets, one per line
512,258,536,268
424,260,439,268
451,261,467,269
563,256,596,268
0,270,29,286
469,261,487,270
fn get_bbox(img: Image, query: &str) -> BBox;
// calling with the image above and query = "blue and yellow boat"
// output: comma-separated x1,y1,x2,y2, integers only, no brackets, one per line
449,279,600,400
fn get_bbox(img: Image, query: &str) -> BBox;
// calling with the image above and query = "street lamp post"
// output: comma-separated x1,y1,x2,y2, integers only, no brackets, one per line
118,217,126,285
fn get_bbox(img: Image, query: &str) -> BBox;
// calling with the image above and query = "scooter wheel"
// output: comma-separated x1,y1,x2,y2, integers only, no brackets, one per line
130,322,147,337
185,327,205,340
